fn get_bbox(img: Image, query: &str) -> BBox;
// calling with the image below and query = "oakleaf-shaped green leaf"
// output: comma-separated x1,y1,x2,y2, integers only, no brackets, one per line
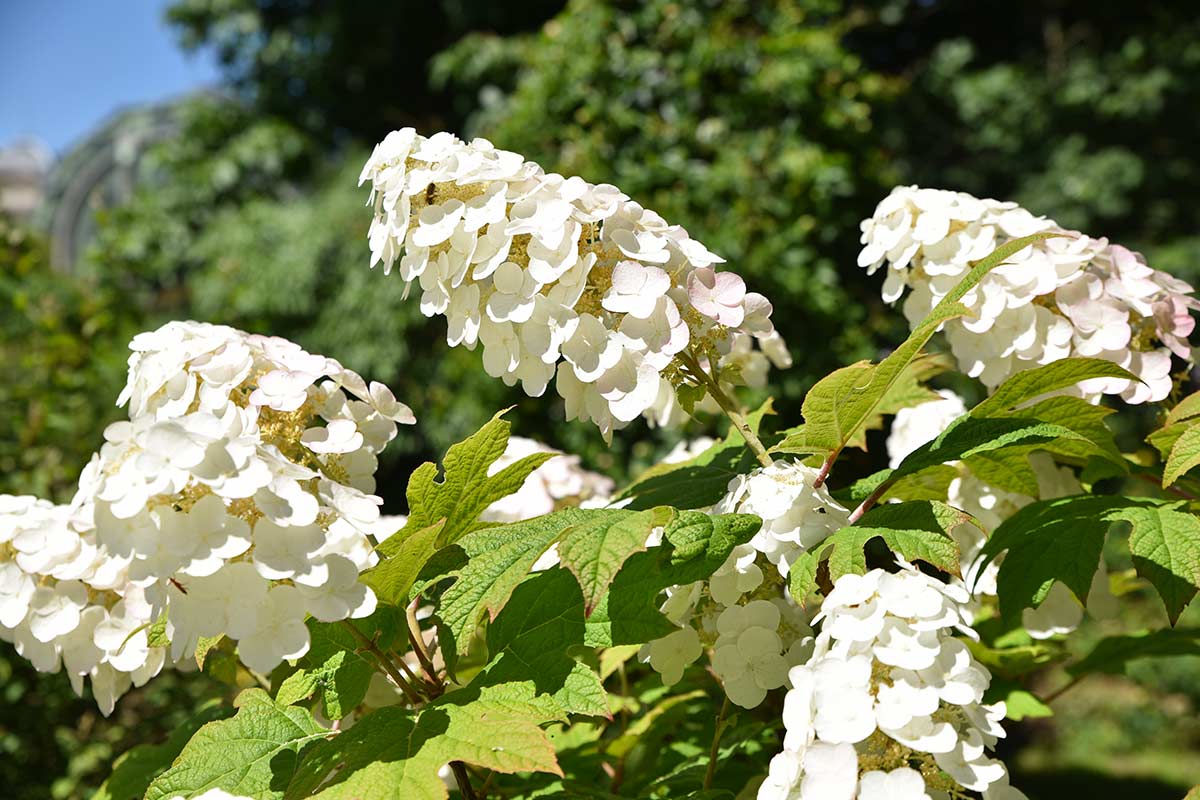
1164,424,1200,488
1122,504,1200,623
972,357,1139,417
892,417,1095,482
840,465,965,508
476,568,609,717
979,496,1200,625
194,635,225,670
974,389,1124,470
362,520,445,605
984,683,1053,721
584,512,761,647
285,682,564,799
1148,421,1190,460
787,549,826,606
662,511,762,569
558,506,674,613
144,689,331,800
977,496,1127,624
438,508,631,658
1166,391,1200,426
384,410,556,552
789,501,965,600
95,701,229,800
619,400,775,510
966,640,1060,680
963,449,1042,497
783,354,951,455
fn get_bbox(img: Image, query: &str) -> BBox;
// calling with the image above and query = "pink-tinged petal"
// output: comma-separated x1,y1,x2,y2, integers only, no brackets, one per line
610,260,646,294
689,267,717,292
742,292,774,334
712,271,747,305
642,266,671,297
687,268,721,318
717,302,745,328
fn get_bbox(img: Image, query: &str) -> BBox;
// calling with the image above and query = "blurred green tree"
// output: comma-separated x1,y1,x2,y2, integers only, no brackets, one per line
0,218,134,501
165,0,567,142
851,0,1200,279
434,0,905,409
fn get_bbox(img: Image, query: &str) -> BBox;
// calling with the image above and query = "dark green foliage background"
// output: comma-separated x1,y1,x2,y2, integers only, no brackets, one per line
3,0,1199,795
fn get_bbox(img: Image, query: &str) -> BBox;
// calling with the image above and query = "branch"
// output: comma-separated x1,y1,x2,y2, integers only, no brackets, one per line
407,599,444,697
848,479,891,524
679,352,772,468
703,696,732,790
339,620,424,705
1042,673,1088,704
452,761,478,800
812,453,835,489
1133,470,1197,501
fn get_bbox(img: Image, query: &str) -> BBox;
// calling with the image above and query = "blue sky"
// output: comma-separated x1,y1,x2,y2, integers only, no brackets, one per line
0,0,220,154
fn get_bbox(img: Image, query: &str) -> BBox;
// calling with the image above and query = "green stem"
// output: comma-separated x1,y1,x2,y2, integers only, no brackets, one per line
407,599,444,696
477,770,496,799
703,697,732,790
339,620,424,705
393,650,424,689
1133,470,1197,500
1042,673,1087,704
679,353,772,468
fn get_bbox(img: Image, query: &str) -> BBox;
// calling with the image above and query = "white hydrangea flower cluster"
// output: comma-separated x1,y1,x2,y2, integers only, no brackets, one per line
641,460,849,707
886,391,1116,638
759,565,1025,800
1,321,414,712
99,321,414,672
860,186,1198,402
714,460,852,580
643,583,816,710
359,129,782,438
710,597,815,708
0,492,156,714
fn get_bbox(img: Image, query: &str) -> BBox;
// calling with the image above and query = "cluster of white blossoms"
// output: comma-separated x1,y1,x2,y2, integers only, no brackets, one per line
714,460,852,580
886,390,1117,638
359,129,784,438
0,493,149,714
860,186,1198,402
642,460,850,707
1,321,414,712
759,565,1024,800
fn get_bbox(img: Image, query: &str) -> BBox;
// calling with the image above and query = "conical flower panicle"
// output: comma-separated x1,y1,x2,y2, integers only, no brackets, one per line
860,186,1198,402
360,129,787,438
